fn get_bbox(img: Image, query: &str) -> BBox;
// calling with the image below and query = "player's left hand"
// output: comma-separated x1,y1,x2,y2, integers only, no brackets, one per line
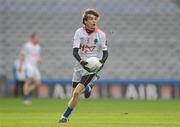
99,60,104,65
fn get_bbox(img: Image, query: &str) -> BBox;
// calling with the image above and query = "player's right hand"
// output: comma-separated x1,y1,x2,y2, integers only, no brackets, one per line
80,60,88,66
80,60,91,72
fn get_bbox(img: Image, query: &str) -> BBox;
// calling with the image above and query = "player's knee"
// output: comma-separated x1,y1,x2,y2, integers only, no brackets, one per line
73,91,80,98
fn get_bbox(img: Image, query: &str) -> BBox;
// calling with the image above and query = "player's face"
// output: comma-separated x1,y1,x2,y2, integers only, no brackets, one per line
85,14,98,31
32,35,39,44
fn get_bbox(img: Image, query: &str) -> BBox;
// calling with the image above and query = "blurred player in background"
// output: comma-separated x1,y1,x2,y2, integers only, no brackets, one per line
59,8,108,123
13,59,26,96
19,33,42,105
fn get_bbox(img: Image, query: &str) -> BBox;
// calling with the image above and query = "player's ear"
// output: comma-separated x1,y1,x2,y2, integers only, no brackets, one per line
83,15,88,25
84,20,87,25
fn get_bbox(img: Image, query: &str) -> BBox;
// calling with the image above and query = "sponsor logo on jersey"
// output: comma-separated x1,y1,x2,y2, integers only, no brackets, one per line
80,44,96,53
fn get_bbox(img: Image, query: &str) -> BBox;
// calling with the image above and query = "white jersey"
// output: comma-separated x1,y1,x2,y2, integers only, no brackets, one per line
73,26,108,60
21,41,41,67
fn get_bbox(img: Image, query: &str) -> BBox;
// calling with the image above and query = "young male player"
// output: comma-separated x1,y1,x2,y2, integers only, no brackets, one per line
59,8,108,123
19,33,42,105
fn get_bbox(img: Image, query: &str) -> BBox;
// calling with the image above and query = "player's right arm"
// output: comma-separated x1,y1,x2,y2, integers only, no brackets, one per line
19,44,28,72
73,29,90,72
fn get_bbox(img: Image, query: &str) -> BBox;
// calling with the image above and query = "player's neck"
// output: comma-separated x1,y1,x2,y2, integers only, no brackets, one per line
30,41,37,46
85,26,95,35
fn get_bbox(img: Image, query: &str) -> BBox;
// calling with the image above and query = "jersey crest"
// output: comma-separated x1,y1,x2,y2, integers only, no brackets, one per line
94,38,98,44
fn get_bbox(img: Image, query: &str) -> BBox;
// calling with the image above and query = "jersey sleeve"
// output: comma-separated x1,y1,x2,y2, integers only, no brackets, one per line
101,32,108,51
73,30,81,48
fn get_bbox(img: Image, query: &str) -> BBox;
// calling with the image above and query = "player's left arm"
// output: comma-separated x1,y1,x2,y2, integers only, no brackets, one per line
100,32,108,65
96,32,108,72
100,50,108,64
38,46,42,64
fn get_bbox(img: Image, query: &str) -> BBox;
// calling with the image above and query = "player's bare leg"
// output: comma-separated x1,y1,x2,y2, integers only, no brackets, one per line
34,79,41,92
70,83,77,97
23,77,33,105
68,83,85,108
59,83,85,123
71,82,85,97
71,88,75,96
84,75,100,98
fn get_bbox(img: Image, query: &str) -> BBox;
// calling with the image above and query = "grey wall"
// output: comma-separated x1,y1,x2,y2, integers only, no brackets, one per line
0,0,180,79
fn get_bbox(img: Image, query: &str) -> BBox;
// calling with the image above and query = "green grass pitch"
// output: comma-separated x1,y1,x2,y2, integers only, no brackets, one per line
0,98,180,127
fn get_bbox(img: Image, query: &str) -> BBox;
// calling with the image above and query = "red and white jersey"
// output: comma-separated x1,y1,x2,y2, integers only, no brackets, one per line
21,41,41,66
73,26,107,60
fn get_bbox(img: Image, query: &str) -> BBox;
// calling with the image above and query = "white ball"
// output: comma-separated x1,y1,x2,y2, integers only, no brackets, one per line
85,57,102,72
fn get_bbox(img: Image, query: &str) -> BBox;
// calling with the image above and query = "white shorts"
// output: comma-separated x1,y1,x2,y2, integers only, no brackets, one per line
25,64,41,80
72,63,96,83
